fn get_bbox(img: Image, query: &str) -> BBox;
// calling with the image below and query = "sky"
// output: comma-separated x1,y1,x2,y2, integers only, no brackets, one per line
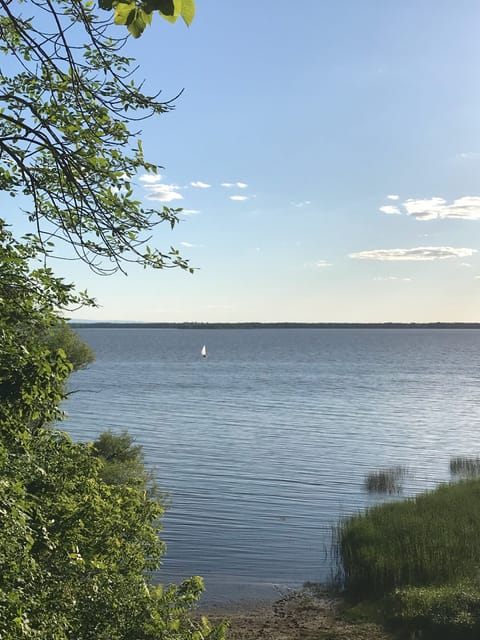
22,2,480,321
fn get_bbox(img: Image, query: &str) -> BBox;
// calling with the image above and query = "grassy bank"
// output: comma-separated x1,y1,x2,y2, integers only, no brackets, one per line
337,477,480,637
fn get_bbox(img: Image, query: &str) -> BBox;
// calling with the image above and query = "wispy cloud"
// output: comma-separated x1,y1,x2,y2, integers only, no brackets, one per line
221,181,248,188
180,241,194,247
387,194,399,200
230,195,249,201
373,276,412,282
303,259,331,269
455,152,480,161
379,205,401,215
350,247,476,261
291,200,311,208
403,196,480,221
460,263,472,268
180,209,201,215
190,181,211,188
143,179,183,202
139,174,162,184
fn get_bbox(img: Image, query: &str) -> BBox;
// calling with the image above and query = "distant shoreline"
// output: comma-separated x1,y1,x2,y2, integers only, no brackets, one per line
69,322,480,329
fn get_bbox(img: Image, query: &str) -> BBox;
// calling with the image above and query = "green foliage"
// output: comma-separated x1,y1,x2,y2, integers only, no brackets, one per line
0,425,228,639
338,479,480,597
0,206,224,640
44,322,95,372
109,0,195,38
0,224,92,430
0,2,228,637
390,581,480,638
92,430,162,500
0,0,194,275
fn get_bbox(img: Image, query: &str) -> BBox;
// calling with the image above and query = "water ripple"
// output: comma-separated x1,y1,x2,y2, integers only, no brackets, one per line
63,328,480,603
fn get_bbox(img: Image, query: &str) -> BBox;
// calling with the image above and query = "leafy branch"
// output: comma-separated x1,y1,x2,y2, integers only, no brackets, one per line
0,0,195,274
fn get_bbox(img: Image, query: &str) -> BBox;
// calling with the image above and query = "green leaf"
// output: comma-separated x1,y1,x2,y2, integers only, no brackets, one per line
159,0,180,23
168,618,180,631
157,0,175,15
181,0,195,26
114,2,135,25
127,8,151,37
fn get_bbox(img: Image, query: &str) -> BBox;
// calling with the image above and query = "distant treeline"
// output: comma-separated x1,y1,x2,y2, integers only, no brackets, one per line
69,322,480,329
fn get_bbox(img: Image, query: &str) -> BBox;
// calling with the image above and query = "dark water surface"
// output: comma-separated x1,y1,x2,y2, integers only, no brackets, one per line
64,328,480,604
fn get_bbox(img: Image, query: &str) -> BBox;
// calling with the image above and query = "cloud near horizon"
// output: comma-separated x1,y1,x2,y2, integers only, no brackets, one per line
302,259,331,269
387,194,399,200
350,247,476,261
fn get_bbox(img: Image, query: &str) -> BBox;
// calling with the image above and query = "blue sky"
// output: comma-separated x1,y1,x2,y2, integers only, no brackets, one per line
47,3,480,320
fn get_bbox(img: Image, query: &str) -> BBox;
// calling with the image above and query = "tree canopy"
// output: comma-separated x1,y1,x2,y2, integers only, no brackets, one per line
0,225,226,640
0,0,194,275
0,223,88,431
0,1,230,638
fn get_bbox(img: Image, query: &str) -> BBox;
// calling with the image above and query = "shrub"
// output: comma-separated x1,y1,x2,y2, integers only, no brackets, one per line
390,581,480,638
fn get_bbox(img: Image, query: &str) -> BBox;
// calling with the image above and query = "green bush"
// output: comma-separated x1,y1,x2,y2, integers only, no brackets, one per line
390,581,480,638
44,322,95,372
0,228,226,639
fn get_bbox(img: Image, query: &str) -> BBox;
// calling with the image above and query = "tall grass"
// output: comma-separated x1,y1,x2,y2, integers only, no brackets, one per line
363,466,407,494
450,455,480,478
338,478,480,596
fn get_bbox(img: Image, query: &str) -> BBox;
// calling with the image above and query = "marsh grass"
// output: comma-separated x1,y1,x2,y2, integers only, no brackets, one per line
363,466,408,494
338,478,480,597
450,455,480,478
390,581,480,638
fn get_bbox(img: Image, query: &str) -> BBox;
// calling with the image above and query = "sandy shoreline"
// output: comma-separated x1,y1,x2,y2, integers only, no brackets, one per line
201,587,394,640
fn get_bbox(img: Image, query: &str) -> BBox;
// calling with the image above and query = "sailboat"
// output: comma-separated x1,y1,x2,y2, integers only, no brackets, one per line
201,344,207,358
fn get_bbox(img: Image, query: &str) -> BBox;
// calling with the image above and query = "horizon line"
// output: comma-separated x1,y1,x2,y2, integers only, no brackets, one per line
68,321,480,329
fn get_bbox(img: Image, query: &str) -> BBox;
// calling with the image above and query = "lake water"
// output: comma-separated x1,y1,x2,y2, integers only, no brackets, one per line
63,328,480,604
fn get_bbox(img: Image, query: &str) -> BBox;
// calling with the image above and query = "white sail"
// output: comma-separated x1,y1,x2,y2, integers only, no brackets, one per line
201,344,207,358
